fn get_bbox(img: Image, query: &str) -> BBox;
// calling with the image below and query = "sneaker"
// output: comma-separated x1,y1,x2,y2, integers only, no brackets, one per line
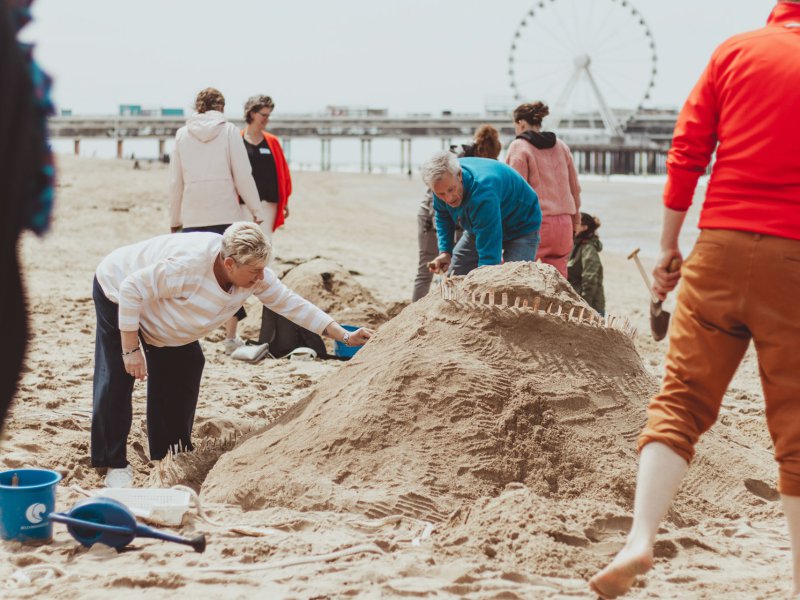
231,342,272,363
223,337,245,355
104,465,133,488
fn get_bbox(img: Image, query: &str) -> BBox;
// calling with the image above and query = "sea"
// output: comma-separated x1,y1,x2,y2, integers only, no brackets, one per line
50,136,461,176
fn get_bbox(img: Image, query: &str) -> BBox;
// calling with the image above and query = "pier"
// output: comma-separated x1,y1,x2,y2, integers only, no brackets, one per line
48,110,679,175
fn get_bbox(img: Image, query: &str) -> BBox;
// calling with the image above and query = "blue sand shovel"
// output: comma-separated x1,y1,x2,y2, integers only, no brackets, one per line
49,497,206,552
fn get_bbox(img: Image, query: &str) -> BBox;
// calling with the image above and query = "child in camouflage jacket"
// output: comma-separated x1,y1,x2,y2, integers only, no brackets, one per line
568,212,605,315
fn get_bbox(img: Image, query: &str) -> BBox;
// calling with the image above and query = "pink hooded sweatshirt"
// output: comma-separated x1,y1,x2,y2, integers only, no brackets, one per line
506,131,581,222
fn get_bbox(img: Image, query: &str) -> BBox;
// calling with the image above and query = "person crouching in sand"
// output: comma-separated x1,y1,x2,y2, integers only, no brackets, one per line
91,222,373,488
589,1,800,597
422,151,542,276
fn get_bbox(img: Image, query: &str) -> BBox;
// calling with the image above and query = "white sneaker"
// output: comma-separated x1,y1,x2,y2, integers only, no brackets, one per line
223,337,245,355
104,465,133,488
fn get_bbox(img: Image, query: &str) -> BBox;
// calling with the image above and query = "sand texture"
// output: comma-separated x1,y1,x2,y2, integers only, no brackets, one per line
0,156,788,599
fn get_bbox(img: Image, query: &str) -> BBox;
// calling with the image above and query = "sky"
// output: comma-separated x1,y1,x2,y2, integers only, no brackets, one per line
22,0,778,117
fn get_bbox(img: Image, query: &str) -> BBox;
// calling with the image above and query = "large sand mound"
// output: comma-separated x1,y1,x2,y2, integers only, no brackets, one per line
203,262,775,530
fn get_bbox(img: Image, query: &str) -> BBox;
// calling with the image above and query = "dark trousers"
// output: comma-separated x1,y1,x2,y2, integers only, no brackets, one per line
412,209,439,302
450,230,541,276
91,277,204,467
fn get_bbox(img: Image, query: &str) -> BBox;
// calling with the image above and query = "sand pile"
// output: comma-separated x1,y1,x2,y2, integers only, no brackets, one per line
203,261,775,533
279,258,389,329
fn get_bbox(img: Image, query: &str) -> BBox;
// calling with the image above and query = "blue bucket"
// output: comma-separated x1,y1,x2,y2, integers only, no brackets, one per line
334,325,364,359
0,469,62,543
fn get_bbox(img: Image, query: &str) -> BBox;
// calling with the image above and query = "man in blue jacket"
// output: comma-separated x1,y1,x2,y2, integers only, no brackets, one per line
421,151,542,275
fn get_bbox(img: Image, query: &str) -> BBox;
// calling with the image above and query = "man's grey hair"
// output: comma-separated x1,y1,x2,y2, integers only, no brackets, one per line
221,222,272,265
421,151,461,187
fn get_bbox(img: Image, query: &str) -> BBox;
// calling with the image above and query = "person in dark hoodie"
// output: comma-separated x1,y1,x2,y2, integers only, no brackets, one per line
506,102,582,279
568,212,605,315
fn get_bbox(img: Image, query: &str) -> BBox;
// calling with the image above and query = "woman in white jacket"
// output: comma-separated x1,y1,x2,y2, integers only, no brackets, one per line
169,87,266,354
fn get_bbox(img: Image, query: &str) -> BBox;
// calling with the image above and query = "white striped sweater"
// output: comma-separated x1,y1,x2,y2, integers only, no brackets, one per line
95,233,333,347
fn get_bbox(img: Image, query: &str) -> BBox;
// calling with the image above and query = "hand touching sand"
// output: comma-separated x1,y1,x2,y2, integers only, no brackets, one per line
427,252,451,274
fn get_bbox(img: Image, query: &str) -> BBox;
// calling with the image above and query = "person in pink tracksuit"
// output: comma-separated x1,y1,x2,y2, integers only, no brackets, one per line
506,102,581,278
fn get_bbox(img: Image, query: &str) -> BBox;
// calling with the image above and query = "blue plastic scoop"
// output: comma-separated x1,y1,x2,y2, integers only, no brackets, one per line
49,496,205,552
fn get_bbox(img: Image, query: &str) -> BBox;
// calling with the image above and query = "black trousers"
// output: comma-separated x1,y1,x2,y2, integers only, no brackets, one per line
90,278,204,467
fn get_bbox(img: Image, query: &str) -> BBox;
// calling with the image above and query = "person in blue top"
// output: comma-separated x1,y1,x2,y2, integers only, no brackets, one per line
421,151,542,275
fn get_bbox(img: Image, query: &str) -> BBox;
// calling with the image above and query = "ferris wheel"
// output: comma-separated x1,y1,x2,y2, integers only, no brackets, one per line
508,0,657,137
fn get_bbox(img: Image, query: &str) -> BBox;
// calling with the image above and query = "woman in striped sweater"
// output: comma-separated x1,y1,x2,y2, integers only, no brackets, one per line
92,222,372,488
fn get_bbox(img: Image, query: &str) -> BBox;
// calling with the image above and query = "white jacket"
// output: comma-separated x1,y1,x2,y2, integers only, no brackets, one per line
168,111,265,228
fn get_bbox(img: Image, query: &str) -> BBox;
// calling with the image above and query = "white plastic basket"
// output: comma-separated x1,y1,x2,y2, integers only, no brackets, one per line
95,488,191,526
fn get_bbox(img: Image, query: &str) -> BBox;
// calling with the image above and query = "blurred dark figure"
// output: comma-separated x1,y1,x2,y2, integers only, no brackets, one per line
0,0,56,432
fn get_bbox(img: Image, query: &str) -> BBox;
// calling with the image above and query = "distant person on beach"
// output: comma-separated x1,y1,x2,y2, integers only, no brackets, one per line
169,87,266,355
590,3,800,598
506,101,581,279
91,222,373,488
241,94,292,248
0,0,55,433
413,125,501,301
422,152,542,276
567,212,604,315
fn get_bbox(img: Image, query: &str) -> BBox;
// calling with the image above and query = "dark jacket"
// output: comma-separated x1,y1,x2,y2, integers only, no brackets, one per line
568,236,605,315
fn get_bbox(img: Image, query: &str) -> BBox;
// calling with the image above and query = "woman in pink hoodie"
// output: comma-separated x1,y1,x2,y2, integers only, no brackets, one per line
506,102,581,278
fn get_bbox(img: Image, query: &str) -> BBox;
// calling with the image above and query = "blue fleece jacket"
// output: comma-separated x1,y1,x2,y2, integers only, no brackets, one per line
433,158,542,266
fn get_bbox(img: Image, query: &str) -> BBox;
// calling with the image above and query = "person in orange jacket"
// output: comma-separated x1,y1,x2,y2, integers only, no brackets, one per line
241,95,295,350
241,94,293,245
590,2,800,598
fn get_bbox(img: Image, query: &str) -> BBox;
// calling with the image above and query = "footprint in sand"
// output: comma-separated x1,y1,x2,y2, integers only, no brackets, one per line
15,443,45,453
744,478,780,501
2,452,34,468
584,515,633,556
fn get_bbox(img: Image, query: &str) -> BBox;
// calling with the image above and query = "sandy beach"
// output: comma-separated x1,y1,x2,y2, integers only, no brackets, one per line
0,155,785,599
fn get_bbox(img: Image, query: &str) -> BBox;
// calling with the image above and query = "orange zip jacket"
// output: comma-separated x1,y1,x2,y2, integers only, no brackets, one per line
664,2,800,240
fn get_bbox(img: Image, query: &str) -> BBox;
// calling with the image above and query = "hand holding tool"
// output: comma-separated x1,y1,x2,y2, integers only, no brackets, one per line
627,248,681,341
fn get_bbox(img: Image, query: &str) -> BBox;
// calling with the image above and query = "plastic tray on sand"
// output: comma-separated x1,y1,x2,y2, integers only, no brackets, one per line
95,487,191,526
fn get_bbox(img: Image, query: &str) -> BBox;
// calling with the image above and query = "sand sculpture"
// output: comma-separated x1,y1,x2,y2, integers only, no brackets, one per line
202,261,776,571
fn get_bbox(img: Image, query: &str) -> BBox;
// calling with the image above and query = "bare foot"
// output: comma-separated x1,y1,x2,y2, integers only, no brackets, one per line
588,548,653,599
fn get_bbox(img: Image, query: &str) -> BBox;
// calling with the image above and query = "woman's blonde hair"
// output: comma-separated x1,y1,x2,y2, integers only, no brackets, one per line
221,222,271,265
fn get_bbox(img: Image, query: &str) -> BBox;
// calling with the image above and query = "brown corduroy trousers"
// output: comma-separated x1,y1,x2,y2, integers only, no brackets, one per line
639,228,800,495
